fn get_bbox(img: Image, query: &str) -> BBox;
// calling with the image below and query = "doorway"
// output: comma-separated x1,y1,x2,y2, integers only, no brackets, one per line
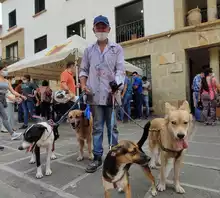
187,48,210,113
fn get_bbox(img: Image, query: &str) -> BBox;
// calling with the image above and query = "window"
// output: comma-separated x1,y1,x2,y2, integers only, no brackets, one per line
35,0,45,14
6,42,18,61
34,35,47,53
9,10,16,28
67,20,86,39
115,0,144,43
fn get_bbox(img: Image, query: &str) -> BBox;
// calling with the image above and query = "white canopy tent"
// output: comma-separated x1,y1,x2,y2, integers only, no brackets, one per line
7,35,143,80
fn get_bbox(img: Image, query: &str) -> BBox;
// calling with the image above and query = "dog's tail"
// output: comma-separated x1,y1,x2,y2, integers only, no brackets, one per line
137,121,151,152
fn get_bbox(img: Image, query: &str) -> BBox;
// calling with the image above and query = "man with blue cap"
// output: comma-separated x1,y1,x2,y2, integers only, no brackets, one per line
79,15,125,173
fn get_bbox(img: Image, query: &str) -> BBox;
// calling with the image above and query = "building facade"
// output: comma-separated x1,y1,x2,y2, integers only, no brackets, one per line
1,0,220,114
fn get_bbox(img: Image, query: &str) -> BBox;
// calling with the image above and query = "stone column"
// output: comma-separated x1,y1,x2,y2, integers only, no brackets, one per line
209,47,219,82
174,0,186,29
207,0,217,21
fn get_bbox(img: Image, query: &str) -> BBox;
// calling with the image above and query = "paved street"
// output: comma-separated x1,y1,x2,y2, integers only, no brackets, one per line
0,120,220,198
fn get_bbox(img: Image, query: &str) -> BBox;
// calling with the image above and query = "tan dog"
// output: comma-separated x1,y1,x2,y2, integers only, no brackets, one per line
68,109,93,161
137,101,193,194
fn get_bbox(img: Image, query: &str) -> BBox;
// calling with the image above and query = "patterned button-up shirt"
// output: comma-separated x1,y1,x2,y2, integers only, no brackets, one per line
192,74,201,92
79,41,125,105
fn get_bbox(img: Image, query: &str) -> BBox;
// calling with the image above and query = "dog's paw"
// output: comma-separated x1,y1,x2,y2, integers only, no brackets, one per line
175,184,185,194
151,188,157,196
36,172,43,179
157,183,166,192
149,161,157,169
45,169,52,176
77,156,84,161
117,188,124,193
29,158,36,164
50,153,57,160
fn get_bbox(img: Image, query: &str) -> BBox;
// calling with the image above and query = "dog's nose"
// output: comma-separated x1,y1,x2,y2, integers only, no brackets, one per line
18,146,24,150
177,133,185,139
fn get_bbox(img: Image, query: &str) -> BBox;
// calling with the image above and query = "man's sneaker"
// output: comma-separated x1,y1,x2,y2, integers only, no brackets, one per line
19,125,28,130
85,156,102,173
11,132,22,140
0,146,4,150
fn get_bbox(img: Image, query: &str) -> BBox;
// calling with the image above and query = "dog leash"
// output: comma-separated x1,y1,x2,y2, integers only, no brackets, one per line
109,94,115,150
55,91,86,126
114,97,144,129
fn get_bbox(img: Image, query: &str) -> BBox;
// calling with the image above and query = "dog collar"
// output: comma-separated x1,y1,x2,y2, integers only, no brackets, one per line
158,138,183,159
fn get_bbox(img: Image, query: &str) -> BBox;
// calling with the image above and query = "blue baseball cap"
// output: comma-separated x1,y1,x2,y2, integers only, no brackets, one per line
93,15,110,26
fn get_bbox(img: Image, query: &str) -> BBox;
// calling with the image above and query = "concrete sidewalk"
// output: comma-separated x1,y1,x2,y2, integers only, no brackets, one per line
0,120,220,198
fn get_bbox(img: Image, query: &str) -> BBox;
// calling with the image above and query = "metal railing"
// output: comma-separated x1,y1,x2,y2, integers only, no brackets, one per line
0,56,20,67
116,19,144,43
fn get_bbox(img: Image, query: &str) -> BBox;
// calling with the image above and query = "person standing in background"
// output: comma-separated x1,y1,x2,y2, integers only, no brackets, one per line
39,80,52,120
0,66,26,140
1,90,17,132
142,76,151,118
60,61,79,112
192,70,204,121
15,80,23,123
121,74,132,122
200,68,219,125
20,75,38,129
132,71,143,120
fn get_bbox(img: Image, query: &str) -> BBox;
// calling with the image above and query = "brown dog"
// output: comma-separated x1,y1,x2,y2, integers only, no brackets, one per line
102,140,157,198
68,109,93,161
137,101,193,194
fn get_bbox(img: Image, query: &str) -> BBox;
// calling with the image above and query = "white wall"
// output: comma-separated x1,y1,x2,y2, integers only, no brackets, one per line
144,0,175,35
2,0,175,58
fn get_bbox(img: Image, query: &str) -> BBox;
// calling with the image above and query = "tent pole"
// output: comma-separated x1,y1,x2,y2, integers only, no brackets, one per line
75,49,79,96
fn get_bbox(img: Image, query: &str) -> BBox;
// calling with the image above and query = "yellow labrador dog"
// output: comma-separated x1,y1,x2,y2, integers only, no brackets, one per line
137,101,193,194
68,110,93,161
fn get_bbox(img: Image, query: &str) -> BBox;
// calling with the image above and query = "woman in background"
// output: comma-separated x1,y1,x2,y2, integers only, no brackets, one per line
39,80,52,120
0,66,26,140
1,90,17,133
200,68,219,125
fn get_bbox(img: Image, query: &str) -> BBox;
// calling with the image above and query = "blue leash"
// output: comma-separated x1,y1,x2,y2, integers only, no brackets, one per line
109,94,115,150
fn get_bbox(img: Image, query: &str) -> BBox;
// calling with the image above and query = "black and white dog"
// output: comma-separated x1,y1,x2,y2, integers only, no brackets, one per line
18,122,59,179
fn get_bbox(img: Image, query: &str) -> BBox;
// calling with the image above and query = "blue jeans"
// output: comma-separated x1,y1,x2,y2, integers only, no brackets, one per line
22,100,35,126
91,105,118,157
134,92,143,119
142,95,150,117
120,94,131,121
18,103,23,122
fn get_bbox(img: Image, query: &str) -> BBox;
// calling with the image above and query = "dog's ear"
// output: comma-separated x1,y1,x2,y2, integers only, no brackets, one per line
24,124,47,142
103,151,118,176
165,102,176,115
179,100,191,113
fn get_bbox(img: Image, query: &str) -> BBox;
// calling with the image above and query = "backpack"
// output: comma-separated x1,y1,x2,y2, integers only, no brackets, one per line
42,87,52,103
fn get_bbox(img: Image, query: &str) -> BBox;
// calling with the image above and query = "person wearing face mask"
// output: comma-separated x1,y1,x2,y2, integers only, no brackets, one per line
20,74,38,129
0,67,26,140
79,15,125,173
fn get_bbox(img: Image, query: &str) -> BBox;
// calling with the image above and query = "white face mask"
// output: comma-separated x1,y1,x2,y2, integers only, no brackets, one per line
95,32,108,41
23,80,28,83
